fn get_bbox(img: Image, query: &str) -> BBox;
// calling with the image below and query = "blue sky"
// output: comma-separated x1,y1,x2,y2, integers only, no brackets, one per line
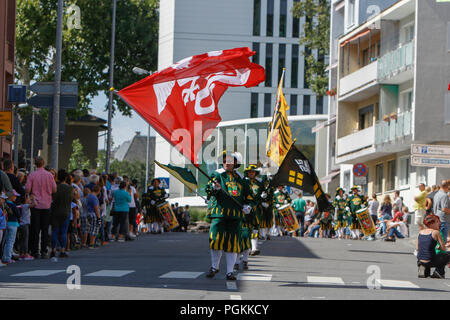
91,92,155,150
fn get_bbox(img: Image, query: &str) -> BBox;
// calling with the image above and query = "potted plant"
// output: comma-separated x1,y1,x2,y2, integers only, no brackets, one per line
327,87,337,96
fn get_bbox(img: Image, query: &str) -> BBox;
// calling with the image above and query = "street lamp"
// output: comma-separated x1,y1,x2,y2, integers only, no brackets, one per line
132,67,153,188
105,0,117,174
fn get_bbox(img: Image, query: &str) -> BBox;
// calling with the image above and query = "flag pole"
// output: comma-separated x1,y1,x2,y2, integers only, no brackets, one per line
266,68,286,155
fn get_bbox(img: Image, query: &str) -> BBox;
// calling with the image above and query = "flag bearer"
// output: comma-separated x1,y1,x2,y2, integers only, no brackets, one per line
142,179,168,234
205,151,254,281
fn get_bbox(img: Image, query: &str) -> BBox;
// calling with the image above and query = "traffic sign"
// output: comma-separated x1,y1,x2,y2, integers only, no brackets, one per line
158,177,170,189
354,176,367,185
411,144,450,157
7,85,27,104
0,111,12,136
27,95,78,109
353,163,368,177
411,155,450,168
30,82,78,96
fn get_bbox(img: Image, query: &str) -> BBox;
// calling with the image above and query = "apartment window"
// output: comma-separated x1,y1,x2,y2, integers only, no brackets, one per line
303,95,311,115
279,0,287,37
265,43,273,87
347,0,356,28
267,0,274,37
402,23,415,44
251,93,259,118
279,44,286,82
264,93,272,116
387,160,396,191
400,90,413,112
376,163,384,194
253,0,261,36
291,44,299,88
290,95,298,115
316,96,324,114
292,0,300,38
359,105,374,130
252,42,260,64
398,157,410,187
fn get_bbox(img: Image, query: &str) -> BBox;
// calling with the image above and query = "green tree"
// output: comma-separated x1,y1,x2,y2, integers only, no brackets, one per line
15,0,159,117
68,138,90,171
292,0,330,96
110,159,153,193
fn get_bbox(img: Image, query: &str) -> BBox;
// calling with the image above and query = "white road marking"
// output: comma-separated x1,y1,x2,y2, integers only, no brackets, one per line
312,297,326,299
230,295,242,300
307,276,345,285
237,273,272,281
376,279,419,289
84,270,135,277
11,270,66,277
226,281,238,290
159,271,204,279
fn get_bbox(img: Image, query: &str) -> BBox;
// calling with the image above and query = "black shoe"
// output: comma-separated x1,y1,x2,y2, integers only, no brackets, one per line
40,251,49,259
430,271,445,279
49,251,56,258
226,273,237,280
243,261,249,270
234,263,240,271
253,249,260,256
206,267,219,278
59,252,69,258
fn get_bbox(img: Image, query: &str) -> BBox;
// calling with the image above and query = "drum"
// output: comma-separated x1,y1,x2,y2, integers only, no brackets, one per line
277,204,299,232
157,202,179,231
356,207,376,236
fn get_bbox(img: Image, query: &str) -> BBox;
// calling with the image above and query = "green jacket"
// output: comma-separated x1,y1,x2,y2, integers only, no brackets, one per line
205,169,254,220
273,189,291,208
332,196,348,215
346,194,366,215
142,186,167,208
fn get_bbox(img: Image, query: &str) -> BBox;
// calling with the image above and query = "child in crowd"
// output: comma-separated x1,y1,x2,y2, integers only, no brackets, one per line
392,205,403,222
2,191,21,265
18,194,36,260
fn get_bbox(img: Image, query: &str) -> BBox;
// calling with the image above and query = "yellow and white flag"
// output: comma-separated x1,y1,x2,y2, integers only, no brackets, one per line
266,69,293,167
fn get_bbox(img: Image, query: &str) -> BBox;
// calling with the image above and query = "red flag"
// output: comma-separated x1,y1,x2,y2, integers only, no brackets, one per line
117,47,265,165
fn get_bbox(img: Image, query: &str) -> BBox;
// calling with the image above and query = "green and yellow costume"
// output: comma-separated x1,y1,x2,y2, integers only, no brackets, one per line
346,191,367,230
205,169,254,253
142,186,167,224
272,188,291,227
332,195,348,229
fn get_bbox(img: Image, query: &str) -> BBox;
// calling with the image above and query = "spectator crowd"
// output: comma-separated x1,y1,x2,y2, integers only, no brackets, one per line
0,157,192,266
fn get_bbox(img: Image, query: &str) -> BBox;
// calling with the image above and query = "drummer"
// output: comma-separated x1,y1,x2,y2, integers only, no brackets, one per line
346,186,367,240
317,194,333,238
333,187,348,239
235,165,264,272
273,185,292,237
205,151,254,281
141,178,168,234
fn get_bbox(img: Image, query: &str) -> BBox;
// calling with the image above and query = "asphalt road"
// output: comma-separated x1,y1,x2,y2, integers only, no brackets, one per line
0,231,449,300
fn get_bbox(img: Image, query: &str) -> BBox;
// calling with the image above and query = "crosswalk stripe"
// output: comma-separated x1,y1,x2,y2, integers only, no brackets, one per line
307,276,345,285
84,270,135,277
376,279,419,289
11,270,66,277
159,271,204,279
230,295,242,300
237,273,272,281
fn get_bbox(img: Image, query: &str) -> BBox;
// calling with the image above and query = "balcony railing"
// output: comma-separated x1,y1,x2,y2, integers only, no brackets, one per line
339,61,378,97
337,126,375,157
378,40,414,80
375,110,412,145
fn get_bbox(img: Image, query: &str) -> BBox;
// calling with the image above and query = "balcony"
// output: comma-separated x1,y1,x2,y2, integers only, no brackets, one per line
375,111,412,151
337,126,375,157
378,41,414,84
339,61,378,101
